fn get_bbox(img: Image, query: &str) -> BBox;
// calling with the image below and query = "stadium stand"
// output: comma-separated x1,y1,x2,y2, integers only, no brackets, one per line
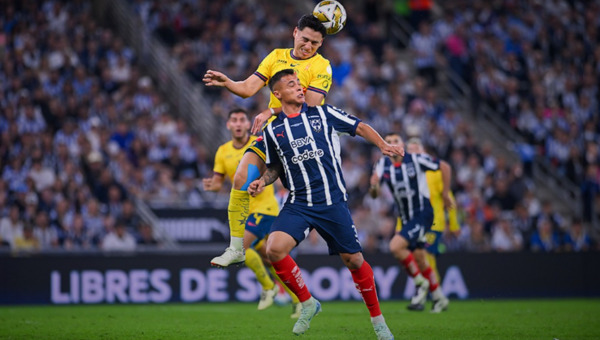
1,0,597,254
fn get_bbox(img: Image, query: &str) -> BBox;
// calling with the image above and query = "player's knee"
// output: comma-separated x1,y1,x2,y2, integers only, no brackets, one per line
266,245,286,263
389,235,407,257
341,252,363,270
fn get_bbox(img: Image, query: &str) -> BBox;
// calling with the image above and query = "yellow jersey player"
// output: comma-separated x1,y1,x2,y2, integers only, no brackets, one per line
203,108,282,311
202,14,331,269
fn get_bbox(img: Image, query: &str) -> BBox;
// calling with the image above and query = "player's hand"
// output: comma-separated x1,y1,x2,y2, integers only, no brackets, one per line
369,173,379,187
251,109,272,135
203,70,229,87
380,143,405,158
202,177,216,191
247,179,265,197
442,192,456,210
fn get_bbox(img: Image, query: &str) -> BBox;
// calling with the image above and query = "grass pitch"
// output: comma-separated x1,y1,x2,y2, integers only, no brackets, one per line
1,299,599,339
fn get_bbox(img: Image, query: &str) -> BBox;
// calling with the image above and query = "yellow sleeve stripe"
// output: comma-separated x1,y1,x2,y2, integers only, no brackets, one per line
248,146,266,162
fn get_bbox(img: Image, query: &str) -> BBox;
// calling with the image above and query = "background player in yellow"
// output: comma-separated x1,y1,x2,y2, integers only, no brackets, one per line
202,108,281,311
202,14,331,268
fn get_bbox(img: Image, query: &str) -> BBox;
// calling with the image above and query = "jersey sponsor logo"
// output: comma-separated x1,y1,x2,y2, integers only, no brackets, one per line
291,148,324,164
290,136,314,148
310,119,322,133
406,164,416,178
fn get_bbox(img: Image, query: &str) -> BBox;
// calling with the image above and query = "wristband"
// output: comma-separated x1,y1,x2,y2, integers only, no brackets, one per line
269,108,275,115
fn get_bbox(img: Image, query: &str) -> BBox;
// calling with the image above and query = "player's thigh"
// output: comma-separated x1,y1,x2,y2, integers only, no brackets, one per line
312,202,362,256
233,150,266,190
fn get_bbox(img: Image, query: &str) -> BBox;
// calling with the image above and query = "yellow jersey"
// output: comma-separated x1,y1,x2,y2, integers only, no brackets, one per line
426,170,460,232
254,48,332,108
213,136,279,216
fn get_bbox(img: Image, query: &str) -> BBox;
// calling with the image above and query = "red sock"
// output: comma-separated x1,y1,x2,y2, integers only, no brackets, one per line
350,261,382,317
422,266,439,291
400,253,421,277
271,255,312,302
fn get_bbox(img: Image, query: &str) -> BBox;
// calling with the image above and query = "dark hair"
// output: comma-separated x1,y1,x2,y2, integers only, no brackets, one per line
298,14,326,38
228,108,249,119
268,69,296,92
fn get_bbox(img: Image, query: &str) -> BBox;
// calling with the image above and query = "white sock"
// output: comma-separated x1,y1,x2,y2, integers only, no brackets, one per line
431,287,445,300
301,297,315,307
371,314,385,325
414,273,426,286
230,236,243,251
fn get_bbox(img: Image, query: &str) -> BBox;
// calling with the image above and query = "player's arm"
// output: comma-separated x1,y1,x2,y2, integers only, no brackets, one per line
248,163,282,197
356,122,404,157
203,70,265,98
440,160,455,209
369,172,380,198
202,173,225,192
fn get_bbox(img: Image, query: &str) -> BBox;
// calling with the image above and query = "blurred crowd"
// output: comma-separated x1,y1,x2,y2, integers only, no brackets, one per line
1,0,597,255
132,0,598,254
0,0,216,253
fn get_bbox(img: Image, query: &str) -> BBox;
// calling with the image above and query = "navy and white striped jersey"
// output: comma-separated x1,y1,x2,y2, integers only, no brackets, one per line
263,103,361,207
374,153,439,224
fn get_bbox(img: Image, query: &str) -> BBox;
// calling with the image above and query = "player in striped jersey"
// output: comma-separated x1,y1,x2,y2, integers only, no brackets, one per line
203,14,332,269
370,133,453,313
405,137,460,311
248,69,398,339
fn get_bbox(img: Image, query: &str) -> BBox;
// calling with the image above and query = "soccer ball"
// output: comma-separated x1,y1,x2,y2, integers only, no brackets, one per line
312,0,347,35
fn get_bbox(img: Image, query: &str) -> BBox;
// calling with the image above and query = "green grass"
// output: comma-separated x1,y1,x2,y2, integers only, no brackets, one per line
1,299,599,339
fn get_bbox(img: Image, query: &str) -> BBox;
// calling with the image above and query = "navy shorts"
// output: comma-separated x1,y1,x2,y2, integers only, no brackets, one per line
270,201,362,255
397,206,434,251
246,212,276,245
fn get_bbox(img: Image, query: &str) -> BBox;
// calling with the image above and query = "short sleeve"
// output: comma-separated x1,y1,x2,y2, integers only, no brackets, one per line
307,60,332,100
322,104,361,136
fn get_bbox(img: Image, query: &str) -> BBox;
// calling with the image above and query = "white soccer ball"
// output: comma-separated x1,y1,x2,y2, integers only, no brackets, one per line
312,0,347,35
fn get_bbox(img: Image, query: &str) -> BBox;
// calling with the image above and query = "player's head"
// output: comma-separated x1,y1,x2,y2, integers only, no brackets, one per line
293,14,326,59
226,108,250,140
384,133,404,148
406,137,425,154
269,69,305,105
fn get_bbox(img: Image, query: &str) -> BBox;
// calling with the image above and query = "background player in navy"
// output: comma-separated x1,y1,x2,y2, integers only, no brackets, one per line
370,133,452,313
248,69,399,340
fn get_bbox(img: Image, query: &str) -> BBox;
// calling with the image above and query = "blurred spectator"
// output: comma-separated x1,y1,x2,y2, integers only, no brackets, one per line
491,213,524,252
0,206,24,248
460,219,491,253
12,224,41,254
102,219,137,251
563,218,592,252
530,218,562,253
32,210,59,250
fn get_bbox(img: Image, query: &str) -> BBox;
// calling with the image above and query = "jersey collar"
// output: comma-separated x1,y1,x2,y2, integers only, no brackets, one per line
281,103,308,119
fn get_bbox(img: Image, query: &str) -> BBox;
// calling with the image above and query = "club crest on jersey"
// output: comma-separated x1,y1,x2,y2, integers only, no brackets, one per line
406,164,416,178
310,119,322,133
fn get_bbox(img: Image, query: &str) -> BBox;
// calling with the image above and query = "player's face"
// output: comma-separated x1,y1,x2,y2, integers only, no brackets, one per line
274,74,305,105
293,27,323,59
385,134,404,148
226,112,250,139
407,142,424,154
